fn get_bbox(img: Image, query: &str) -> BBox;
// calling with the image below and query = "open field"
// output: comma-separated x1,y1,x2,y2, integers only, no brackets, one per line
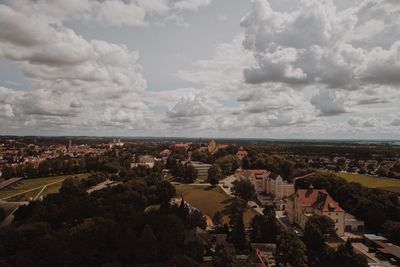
319,170,400,193
175,184,257,226
0,173,89,201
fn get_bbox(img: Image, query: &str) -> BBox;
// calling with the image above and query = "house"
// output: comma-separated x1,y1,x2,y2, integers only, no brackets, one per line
287,186,345,236
236,148,248,160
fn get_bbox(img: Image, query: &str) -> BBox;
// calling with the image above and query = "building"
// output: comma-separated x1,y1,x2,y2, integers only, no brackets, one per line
236,169,269,194
131,155,160,168
160,149,172,159
344,213,364,233
207,140,229,154
363,234,400,264
287,187,345,236
236,147,248,160
265,174,295,200
183,161,212,178
236,169,294,200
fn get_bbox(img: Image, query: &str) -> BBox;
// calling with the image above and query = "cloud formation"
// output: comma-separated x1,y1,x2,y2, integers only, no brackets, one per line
0,0,399,138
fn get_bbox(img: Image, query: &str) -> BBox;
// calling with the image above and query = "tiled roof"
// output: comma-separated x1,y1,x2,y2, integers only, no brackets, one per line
296,189,343,212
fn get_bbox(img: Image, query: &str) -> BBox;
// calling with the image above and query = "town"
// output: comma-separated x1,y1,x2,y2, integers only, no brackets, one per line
1,137,400,267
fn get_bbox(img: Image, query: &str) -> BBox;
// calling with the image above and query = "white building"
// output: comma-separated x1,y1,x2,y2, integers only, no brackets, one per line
235,169,294,200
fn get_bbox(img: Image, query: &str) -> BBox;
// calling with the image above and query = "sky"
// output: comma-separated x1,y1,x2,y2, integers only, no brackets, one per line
0,0,400,139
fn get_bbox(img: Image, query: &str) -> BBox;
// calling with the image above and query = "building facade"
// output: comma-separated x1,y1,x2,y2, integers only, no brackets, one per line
286,187,345,236
235,169,294,200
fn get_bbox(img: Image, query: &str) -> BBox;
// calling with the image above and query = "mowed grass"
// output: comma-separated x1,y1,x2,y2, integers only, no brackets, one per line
320,170,400,193
175,184,257,226
336,172,400,192
0,173,89,200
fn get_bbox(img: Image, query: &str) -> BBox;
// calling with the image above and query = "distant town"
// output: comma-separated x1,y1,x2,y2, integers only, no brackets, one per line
1,137,400,266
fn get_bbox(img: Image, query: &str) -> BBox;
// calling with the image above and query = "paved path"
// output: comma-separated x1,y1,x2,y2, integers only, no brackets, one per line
1,179,64,201
34,185,47,200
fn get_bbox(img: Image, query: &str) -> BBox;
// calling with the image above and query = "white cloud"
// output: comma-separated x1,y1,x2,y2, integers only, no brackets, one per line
0,2,150,133
311,89,348,116
241,0,400,91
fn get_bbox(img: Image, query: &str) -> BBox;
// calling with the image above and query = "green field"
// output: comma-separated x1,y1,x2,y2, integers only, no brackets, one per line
0,173,89,201
320,170,400,193
175,184,257,226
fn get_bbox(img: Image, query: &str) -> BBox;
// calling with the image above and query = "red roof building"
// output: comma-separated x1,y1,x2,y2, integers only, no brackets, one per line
287,187,345,236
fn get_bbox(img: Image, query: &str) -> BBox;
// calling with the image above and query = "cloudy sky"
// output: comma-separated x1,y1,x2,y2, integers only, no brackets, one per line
0,0,399,139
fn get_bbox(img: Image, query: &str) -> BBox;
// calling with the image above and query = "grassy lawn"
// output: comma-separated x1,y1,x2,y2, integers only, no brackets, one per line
339,173,400,194
0,173,89,200
175,184,257,226
319,170,400,193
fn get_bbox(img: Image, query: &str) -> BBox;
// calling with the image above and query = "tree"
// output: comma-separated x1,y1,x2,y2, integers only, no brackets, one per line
157,180,176,204
323,240,368,267
1,165,15,179
0,207,5,222
212,246,237,267
250,206,279,243
215,155,241,175
231,179,255,204
59,177,87,197
383,220,400,246
212,211,223,227
229,213,247,251
137,224,158,263
276,229,308,267
241,157,250,169
183,164,198,183
303,215,336,267
208,164,223,185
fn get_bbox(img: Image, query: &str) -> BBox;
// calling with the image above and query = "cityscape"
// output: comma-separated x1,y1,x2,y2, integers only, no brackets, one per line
1,0,400,267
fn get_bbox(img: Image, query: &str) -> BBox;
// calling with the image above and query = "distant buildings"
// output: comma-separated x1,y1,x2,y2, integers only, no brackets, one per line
235,169,294,200
207,140,228,154
235,147,248,160
131,155,161,168
160,149,172,159
286,186,345,236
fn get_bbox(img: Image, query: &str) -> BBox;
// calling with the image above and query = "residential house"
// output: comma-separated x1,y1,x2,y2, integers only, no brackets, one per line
287,186,345,236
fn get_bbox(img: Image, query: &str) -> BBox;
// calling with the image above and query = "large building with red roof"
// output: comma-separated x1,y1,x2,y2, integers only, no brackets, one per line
287,187,345,236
